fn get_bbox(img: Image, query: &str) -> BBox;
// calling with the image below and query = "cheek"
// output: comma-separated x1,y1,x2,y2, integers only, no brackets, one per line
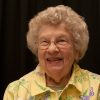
38,50,46,63
63,48,75,62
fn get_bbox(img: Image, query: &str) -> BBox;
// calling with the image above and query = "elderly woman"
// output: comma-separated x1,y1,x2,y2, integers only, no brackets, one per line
4,5,100,100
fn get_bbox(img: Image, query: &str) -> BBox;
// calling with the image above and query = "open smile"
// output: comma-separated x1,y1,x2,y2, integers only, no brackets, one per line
46,57,63,61
46,57,63,65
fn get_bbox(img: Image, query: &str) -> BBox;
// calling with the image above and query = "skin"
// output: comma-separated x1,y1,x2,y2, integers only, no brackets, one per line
37,23,79,87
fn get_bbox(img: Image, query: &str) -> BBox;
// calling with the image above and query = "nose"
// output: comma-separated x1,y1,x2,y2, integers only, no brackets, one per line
47,42,59,54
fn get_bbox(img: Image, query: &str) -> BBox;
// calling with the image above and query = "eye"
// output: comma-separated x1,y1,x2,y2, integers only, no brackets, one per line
39,40,49,46
57,39,68,45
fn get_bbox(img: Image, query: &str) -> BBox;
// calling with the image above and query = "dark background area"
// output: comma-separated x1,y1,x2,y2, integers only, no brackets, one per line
1,0,100,99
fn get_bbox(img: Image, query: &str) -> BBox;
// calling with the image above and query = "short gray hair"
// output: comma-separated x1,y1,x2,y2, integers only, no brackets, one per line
26,5,89,61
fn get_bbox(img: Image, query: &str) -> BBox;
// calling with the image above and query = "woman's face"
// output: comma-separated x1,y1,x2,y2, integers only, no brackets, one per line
37,23,78,82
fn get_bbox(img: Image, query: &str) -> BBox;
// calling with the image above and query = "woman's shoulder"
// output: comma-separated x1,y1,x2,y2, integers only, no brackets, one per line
81,67,100,83
75,64,100,84
6,70,35,91
3,70,37,100
88,70,100,82
5,65,43,92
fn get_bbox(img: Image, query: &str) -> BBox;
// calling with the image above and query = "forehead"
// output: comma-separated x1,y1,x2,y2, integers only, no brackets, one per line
38,23,71,38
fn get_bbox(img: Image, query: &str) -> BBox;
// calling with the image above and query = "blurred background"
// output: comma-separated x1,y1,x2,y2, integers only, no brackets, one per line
0,0,100,99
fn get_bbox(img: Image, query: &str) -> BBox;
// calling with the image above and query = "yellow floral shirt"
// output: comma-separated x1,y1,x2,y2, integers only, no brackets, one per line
3,64,100,100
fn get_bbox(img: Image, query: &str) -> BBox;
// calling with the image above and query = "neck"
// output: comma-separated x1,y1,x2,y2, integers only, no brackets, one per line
46,73,71,89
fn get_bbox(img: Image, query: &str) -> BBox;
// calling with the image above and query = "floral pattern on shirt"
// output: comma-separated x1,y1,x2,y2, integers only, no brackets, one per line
3,64,100,100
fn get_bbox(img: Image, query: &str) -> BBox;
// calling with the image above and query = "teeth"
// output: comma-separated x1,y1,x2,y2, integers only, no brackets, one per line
47,58,62,61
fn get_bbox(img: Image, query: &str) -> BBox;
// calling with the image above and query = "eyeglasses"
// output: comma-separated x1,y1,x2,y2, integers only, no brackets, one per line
38,39,72,50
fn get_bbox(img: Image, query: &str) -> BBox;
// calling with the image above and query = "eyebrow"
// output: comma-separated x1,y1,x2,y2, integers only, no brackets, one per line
56,34,70,39
39,32,70,40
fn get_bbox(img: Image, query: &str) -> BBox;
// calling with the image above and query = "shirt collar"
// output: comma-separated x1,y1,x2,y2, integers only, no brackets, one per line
67,63,90,93
31,65,54,96
31,63,90,96
67,63,83,92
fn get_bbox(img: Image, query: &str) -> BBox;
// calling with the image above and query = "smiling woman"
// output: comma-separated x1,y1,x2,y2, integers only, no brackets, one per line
3,5,100,100
37,24,76,84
